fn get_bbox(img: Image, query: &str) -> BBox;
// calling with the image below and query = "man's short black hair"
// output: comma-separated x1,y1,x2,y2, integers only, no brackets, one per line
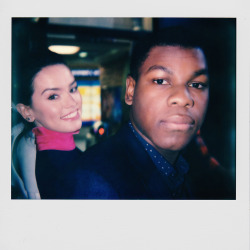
129,26,210,82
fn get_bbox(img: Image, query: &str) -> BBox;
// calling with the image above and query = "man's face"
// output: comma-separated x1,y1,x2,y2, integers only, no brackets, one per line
125,46,209,155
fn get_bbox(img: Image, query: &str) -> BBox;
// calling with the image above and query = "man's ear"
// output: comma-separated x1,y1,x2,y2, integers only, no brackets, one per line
125,76,136,106
16,103,35,122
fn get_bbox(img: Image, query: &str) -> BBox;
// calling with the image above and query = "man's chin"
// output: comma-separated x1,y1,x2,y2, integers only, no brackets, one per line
156,138,192,152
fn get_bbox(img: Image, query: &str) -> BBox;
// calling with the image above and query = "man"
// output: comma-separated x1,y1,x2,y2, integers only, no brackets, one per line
73,27,235,199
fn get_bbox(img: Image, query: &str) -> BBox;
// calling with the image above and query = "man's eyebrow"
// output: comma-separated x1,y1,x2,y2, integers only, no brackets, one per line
146,65,173,75
41,80,76,95
193,68,209,77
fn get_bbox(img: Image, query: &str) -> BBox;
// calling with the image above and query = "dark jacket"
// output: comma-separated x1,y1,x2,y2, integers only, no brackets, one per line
72,123,235,199
35,123,235,200
36,148,83,199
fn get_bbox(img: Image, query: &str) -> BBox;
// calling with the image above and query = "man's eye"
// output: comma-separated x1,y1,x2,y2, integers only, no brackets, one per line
153,79,168,85
70,86,78,93
188,82,208,89
48,94,58,100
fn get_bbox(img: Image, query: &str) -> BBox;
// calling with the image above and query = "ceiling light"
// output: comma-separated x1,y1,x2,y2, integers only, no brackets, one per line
48,45,80,55
79,52,88,58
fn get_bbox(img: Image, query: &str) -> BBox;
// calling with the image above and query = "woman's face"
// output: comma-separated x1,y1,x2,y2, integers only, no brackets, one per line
30,64,82,133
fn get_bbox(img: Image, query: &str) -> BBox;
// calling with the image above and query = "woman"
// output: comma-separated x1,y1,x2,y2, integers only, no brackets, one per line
12,51,83,199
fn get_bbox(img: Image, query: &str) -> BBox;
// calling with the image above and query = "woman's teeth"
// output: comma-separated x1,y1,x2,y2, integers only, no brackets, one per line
63,111,77,119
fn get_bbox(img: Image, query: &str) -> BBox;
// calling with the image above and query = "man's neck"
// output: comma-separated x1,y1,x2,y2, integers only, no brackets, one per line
129,120,180,165
154,146,180,166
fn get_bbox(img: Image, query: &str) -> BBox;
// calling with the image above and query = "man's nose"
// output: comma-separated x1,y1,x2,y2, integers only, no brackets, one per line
167,86,194,108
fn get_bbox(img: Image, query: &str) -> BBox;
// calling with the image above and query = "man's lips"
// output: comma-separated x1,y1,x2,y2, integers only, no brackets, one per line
165,115,195,124
160,115,195,130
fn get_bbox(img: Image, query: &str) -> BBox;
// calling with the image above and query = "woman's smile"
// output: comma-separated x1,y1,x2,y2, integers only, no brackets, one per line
61,110,80,120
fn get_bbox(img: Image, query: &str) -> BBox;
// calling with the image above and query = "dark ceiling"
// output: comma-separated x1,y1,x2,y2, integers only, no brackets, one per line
43,18,152,68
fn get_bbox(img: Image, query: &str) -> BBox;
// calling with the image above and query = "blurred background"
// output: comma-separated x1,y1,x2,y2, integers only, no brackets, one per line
12,17,236,177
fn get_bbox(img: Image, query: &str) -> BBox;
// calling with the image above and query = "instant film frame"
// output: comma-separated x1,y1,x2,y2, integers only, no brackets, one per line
2,12,248,250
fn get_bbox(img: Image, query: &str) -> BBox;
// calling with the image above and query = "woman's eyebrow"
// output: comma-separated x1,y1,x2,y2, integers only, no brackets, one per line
146,65,173,75
69,80,76,87
41,80,76,95
41,88,60,95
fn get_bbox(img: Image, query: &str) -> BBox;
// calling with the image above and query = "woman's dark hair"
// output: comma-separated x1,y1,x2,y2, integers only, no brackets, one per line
12,50,66,133
129,26,210,82
13,50,65,106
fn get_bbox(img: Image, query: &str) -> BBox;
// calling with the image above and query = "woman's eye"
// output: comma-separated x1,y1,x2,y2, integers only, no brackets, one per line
70,86,78,93
48,94,58,100
188,82,208,89
153,79,168,85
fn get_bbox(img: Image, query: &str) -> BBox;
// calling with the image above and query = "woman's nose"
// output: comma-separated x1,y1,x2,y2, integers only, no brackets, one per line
64,93,77,108
167,86,194,108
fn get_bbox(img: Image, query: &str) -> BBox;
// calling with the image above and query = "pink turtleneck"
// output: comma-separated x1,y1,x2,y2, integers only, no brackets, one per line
32,127,79,151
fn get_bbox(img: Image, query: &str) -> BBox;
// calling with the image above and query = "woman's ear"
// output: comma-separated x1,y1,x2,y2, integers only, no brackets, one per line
16,104,35,122
125,76,136,106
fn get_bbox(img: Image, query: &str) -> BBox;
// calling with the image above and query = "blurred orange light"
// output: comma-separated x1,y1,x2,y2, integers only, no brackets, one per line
98,128,105,135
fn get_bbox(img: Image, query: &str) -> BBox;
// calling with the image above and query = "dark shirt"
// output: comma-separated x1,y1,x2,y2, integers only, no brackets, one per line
128,122,191,198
